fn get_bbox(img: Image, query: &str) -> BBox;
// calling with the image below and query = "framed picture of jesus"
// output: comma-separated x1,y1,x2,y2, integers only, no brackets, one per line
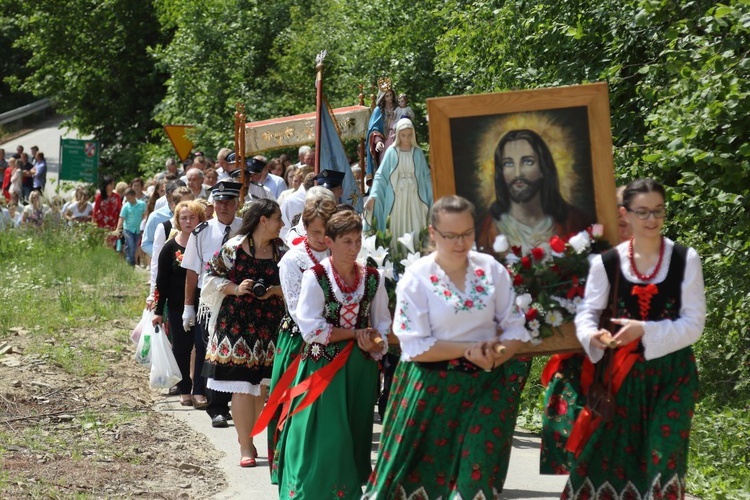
426,82,619,355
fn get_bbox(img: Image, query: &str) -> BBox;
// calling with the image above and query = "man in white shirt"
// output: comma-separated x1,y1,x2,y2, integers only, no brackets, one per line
280,167,314,240
293,145,312,168
214,148,232,181
181,180,243,428
257,156,288,199
185,168,209,200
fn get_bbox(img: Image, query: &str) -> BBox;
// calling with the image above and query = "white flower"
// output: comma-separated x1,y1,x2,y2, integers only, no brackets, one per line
544,309,564,327
528,319,540,331
505,253,521,265
383,260,395,280
400,252,420,269
362,234,377,255
568,230,591,253
397,232,416,254
530,337,543,346
516,293,533,311
371,246,389,267
590,223,604,237
493,234,509,253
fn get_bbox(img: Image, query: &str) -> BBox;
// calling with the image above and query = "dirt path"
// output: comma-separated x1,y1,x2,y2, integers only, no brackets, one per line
0,324,225,498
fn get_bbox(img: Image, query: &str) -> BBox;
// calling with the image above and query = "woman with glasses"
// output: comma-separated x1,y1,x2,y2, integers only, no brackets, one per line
364,195,531,499
564,178,705,499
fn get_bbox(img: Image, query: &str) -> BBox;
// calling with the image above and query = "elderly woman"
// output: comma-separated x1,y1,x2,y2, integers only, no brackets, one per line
201,199,286,467
365,117,433,245
364,195,531,499
273,210,391,498
153,200,207,406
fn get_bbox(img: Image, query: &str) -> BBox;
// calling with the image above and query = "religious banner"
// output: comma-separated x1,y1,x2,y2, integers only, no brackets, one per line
244,105,370,154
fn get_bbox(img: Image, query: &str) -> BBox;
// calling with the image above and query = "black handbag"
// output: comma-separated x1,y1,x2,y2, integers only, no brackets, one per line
586,254,620,422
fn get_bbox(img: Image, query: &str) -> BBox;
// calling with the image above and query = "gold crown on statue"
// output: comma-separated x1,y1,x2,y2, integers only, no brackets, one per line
377,77,393,93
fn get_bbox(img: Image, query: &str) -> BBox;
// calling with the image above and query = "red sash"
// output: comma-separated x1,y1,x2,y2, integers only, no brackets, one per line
251,341,354,437
565,341,641,457
540,353,577,387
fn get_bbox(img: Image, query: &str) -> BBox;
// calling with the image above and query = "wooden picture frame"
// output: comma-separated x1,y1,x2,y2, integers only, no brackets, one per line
427,83,618,356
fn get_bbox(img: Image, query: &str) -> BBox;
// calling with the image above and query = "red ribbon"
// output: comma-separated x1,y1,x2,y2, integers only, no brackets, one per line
632,283,658,320
565,340,641,457
291,235,306,246
251,341,354,437
540,353,576,387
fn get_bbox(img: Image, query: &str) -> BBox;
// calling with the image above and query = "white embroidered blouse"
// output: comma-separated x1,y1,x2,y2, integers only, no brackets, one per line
394,251,530,361
278,240,330,325
575,238,705,363
295,258,391,359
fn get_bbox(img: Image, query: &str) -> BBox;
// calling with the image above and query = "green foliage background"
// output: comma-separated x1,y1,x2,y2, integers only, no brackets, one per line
2,0,749,495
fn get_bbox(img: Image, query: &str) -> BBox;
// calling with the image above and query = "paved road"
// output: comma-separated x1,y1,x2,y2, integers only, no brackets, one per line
156,396,568,499
1,117,92,199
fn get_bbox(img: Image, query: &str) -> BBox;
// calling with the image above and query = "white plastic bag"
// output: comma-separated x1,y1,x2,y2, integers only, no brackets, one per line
131,308,152,345
149,325,182,389
135,313,155,367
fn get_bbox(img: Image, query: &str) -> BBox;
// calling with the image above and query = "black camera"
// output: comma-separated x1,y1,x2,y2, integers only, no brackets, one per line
252,279,268,297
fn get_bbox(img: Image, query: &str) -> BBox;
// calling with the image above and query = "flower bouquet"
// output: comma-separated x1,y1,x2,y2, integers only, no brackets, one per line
495,224,611,356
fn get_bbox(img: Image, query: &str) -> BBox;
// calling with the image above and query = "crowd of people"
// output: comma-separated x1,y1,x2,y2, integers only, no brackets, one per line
1,134,706,498
0,145,52,229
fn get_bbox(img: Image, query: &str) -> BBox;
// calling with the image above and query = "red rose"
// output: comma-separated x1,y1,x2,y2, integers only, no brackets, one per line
476,285,485,293
531,247,545,260
511,245,522,256
550,236,567,253
525,308,538,321
475,269,485,277
521,256,532,269
513,273,523,286
444,290,452,297
430,275,439,283
464,300,474,308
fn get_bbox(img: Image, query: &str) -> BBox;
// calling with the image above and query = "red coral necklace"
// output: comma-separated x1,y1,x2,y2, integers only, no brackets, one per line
628,236,665,282
330,258,360,294
304,240,321,266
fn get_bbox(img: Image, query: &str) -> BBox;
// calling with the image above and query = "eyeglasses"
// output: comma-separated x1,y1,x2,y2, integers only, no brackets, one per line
433,226,475,242
627,208,667,220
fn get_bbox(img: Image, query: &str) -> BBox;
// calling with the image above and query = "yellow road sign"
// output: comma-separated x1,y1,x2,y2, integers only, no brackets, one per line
164,125,195,161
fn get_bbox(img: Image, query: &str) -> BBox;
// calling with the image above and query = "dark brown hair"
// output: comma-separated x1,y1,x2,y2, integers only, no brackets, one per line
325,210,362,240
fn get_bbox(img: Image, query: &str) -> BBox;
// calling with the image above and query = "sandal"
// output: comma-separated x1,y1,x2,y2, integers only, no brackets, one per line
180,395,194,406
240,457,257,468
192,396,208,409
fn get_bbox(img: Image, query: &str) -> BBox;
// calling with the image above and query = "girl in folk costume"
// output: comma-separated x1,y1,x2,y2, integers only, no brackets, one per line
266,197,336,481
365,117,433,245
364,195,531,500
540,186,633,475
564,179,705,499
200,199,286,468
271,210,391,499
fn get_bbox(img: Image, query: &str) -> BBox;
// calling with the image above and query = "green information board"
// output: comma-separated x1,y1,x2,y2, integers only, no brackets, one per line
59,138,99,184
